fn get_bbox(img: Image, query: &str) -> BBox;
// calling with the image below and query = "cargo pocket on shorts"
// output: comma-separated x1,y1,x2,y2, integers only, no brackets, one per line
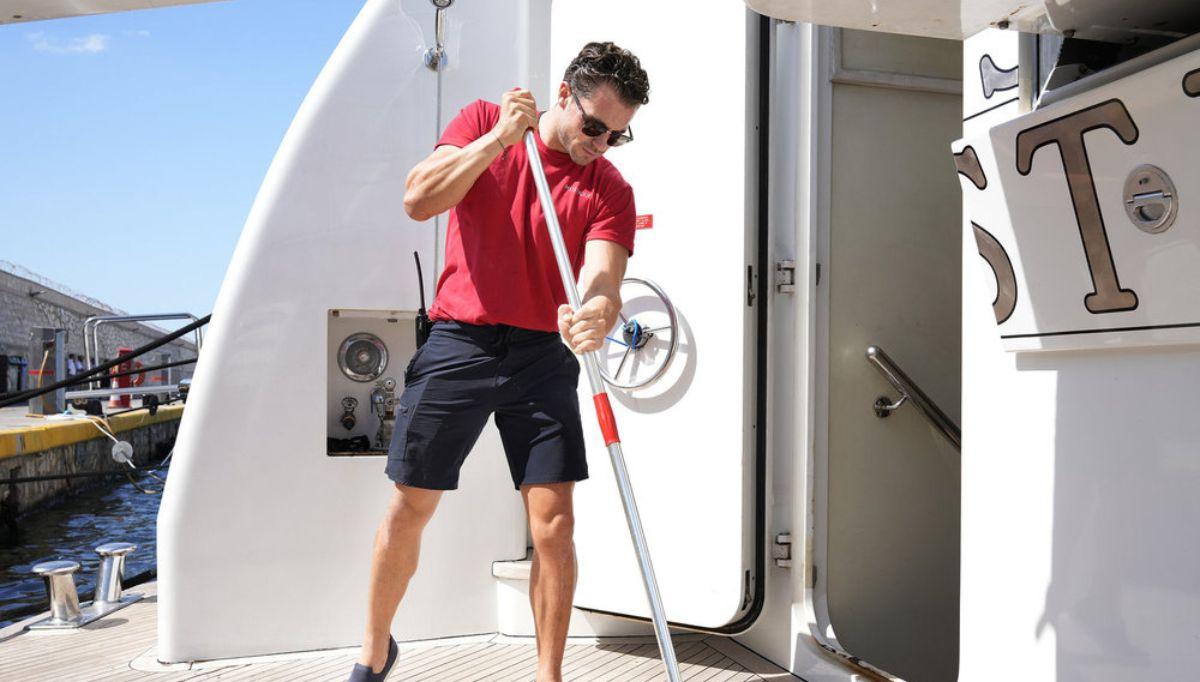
390,378,426,462
403,344,428,386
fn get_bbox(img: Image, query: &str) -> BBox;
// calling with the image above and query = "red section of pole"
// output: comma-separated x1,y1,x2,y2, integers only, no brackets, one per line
592,393,621,446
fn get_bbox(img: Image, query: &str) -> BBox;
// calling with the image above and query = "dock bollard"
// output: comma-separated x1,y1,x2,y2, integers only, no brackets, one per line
94,542,137,605
31,561,84,626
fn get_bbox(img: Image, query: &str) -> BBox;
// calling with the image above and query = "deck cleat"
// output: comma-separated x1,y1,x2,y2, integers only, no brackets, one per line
27,561,84,630
91,542,145,616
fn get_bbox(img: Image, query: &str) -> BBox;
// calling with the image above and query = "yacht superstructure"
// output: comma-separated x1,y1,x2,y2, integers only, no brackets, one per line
4,1,1199,680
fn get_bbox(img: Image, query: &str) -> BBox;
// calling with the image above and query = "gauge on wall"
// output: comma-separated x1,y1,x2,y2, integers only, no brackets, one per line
338,332,389,382
600,278,679,391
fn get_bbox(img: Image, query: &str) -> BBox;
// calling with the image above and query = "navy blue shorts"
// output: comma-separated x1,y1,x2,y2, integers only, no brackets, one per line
385,320,588,490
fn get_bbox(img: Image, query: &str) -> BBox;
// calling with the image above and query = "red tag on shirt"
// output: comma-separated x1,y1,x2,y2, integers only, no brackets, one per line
635,214,654,230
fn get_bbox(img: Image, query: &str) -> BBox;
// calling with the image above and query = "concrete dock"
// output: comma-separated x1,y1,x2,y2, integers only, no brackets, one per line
0,403,183,519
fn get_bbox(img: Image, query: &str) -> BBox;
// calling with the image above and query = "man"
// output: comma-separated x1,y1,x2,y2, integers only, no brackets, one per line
348,42,649,682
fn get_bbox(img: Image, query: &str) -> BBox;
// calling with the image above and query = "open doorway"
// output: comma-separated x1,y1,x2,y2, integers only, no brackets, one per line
812,27,964,682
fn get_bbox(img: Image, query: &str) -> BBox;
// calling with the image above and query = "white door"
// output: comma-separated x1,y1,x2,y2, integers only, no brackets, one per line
551,0,764,629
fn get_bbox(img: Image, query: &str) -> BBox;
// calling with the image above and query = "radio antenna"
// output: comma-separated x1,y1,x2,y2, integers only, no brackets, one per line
413,251,428,314
413,252,432,348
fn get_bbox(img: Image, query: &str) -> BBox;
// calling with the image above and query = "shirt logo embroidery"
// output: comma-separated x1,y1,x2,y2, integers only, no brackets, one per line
563,183,595,199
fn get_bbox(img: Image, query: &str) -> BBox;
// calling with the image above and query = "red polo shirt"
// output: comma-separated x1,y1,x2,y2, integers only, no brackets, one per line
426,99,636,333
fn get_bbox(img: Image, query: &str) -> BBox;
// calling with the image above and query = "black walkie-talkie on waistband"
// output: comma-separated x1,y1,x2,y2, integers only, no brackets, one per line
413,251,432,348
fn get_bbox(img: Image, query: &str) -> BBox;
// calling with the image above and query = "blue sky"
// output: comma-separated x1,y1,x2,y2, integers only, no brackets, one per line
0,1,366,327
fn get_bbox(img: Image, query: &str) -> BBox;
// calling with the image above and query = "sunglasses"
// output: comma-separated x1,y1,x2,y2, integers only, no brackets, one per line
571,90,633,147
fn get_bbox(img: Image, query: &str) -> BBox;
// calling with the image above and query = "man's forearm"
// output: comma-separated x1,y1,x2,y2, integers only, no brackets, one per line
581,282,622,334
403,134,505,221
560,239,629,353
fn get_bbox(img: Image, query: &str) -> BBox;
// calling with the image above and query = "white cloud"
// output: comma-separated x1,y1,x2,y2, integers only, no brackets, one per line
27,32,111,54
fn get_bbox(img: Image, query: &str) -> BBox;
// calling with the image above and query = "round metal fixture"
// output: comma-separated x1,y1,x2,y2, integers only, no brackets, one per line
340,396,358,431
111,440,134,464
431,0,454,7
338,333,389,382
1124,164,1178,234
599,278,680,391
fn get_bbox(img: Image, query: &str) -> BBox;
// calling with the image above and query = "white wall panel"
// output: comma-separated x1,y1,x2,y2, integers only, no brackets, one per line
958,33,1200,682
158,0,532,661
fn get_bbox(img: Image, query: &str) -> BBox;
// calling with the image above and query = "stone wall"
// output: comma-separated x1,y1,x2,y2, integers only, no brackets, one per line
0,262,200,393
0,418,180,520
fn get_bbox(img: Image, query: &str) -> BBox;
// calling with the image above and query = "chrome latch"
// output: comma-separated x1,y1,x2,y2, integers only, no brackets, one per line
1123,164,1177,234
775,260,796,294
773,532,793,568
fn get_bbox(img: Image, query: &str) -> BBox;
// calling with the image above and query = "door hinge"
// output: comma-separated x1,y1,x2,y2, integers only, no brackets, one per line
775,260,796,293
773,532,792,568
747,265,756,306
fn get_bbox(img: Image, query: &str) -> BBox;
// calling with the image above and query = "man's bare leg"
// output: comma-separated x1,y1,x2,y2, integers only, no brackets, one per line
356,483,443,672
522,482,577,682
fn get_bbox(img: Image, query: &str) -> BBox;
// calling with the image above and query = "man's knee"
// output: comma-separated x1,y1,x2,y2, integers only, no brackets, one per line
530,510,575,552
387,484,442,527
524,482,576,551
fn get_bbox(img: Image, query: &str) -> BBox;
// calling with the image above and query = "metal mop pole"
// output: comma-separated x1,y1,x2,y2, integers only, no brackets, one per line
524,130,681,681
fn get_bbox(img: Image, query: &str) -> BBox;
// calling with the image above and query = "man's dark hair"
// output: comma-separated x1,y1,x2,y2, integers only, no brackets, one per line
563,42,650,107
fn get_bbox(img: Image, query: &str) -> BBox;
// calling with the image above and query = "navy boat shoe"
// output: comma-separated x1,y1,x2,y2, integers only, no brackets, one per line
347,636,398,682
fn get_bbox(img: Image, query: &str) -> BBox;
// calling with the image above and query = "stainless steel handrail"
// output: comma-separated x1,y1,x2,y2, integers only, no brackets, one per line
84,313,203,378
64,385,180,400
866,346,960,451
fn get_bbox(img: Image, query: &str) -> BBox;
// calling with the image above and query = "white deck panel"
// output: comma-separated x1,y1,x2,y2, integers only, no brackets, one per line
0,583,797,681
